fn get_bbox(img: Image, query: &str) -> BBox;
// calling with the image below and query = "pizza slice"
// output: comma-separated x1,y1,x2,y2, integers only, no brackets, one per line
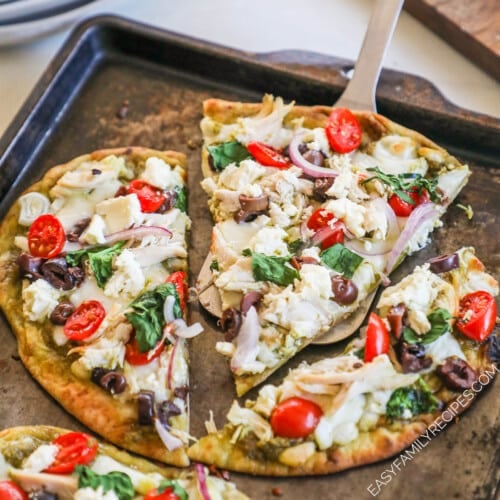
188,247,498,475
0,425,248,499
197,94,471,395
0,147,203,466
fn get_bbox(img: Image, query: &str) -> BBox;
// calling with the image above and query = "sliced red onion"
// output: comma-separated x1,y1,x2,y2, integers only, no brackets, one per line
311,220,343,247
104,225,172,244
195,463,211,500
385,202,440,274
167,337,180,390
163,295,176,323
289,132,339,178
172,318,204,339
154,418,184,451
345,198,400,256
230,306,260,372
163,323,177,345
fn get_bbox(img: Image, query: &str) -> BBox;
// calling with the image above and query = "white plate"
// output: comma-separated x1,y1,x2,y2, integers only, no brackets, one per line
0,0,109,45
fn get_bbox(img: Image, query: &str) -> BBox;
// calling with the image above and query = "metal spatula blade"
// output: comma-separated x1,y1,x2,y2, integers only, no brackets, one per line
197,0,404,344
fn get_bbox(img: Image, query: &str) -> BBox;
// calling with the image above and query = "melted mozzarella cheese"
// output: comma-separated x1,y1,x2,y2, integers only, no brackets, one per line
140,157,184,190
96,194,143,233
22,280,62,322
22,444,58,472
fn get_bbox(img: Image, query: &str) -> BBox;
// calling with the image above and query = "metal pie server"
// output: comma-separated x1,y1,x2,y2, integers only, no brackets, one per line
196,0,404,344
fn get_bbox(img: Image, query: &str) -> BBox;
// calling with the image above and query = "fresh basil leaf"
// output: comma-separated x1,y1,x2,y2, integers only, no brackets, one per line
353,347,365,360
386,380,439,419
242,248,252,257
320,244,363,279
158,479,188,500
402,308,452,345
287,239,304,255
76,465,134,500
125,283,181,352
209,259,219,271
207,141,251,171
251,253,299,286
363,166,442,203
174,186,187,212
65,242,126,288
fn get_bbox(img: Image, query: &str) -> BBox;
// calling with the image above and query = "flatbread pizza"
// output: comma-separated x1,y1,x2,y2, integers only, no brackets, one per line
188,247,498,475
196,94,471,395
0,425,249,499
0,147,202,466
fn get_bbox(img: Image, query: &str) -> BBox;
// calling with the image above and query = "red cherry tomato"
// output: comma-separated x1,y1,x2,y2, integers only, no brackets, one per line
125,334,165,365
364,312,390,362
144,487,181,500
63,300,106,341
456,291,497,341
270,397,323,438
388,187,429,217
44,432,98,474
128,179,166,213
325,108,362,154
0,481,28,500
247,141,291,169
166,270,188,315
307,208,344,249
27,214,65,259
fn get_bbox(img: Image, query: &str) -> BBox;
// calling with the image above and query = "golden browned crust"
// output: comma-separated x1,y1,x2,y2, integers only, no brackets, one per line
0,147,190,467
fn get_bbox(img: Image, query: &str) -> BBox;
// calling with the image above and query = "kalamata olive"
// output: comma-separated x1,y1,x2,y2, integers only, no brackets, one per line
41,258,73,290
331,276,358,305
234,194,269,223
17,252,43,280
398,341,432,373
49,300,75,325
427,253,459,274
91,367,127,395
174,385,189,400
66,217,91,242
157,400,181,426
137,390,155,425
313,177,334,201
436,357,477,390
157,191,175,213
485,335,499,363
240,291,263,315
219,307,242,341
28,489,58,500
387,303,407,339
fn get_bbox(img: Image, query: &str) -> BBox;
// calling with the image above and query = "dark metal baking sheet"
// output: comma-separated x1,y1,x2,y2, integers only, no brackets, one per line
0,15,498,500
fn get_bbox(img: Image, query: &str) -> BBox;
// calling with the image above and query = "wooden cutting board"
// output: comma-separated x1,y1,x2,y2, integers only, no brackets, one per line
404,0,500,81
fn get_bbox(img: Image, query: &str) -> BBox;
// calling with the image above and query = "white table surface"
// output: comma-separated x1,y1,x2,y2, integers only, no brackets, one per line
0,0,499,139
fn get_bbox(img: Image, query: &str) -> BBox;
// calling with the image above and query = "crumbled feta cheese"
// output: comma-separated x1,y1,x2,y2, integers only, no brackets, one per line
22,279,62,322
74,487,119,500
325,166,368,202
96,193,143,233
324,198,367,238
80,214,107,244
250,226,289,256
104,249,145,299
22,444,58,472
77,337,126,371
140,157,184,190
218,159,266,191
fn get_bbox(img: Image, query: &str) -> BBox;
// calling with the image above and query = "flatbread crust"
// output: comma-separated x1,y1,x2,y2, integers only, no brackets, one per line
0,147,189,466
198,96,471,396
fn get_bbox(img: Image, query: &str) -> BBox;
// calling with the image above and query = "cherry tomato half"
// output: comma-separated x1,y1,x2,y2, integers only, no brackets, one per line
0,481,28,500
307,208,344,249
456,291,497,342
388,188,430,217
63,300,106,341
128,179,166,213
364,312,390,363
125,334,165,365
270,397,323,438
166,270,188,315
325,108,362,154
27,214,65,259
144,487,181,500
247,141,291,169
44,432,98,474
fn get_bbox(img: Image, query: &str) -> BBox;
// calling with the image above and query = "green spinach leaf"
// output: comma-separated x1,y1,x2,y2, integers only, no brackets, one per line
251,253,299,286
76,465,134,500
386,379,440,419
207,141,251,171
402,308,452,345
157,479,188,500
320,244,363,279
125,283,181,352
173,186,187,212
65,241,125,288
